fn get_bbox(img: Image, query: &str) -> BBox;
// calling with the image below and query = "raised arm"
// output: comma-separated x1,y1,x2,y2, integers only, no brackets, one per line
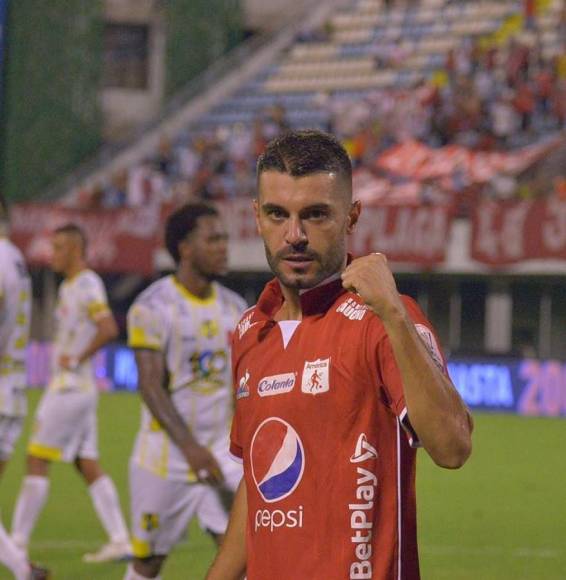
206,478,247,579
342,253,473,469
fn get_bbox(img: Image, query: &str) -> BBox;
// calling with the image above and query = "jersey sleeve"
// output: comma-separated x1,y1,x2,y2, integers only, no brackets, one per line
229,407,244,463
229,330,244,463
127,301,167,351
81,274,111,321
373,296,447,447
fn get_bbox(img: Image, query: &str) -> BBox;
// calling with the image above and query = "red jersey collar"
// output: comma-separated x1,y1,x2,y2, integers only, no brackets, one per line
256,256,352,319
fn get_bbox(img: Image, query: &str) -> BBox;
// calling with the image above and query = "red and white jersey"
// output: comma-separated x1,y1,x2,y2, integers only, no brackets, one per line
230,277,446,580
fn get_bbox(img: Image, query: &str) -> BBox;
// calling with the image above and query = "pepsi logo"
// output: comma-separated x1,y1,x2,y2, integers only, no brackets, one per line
250,417,305,503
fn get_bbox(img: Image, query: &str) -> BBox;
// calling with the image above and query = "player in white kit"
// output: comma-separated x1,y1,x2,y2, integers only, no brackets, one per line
124,203,246,580
0,201,31,481
10,224,131,564
0,195,49,580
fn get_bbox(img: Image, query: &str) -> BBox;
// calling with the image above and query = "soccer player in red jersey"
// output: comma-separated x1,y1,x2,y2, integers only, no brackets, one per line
207,130,473,580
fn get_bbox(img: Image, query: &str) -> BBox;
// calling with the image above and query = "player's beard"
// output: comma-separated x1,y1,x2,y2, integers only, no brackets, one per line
265,239,346,290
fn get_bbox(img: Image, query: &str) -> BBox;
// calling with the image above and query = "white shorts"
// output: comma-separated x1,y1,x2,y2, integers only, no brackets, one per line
28,389,98,463
0,415,25,461
129,455,242,558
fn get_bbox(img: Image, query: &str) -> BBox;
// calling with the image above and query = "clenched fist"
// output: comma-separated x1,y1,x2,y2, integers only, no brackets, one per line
341,253,405,322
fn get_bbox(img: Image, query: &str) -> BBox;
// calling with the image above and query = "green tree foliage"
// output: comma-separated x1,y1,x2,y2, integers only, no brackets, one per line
166,0,243,96
0,0,103,201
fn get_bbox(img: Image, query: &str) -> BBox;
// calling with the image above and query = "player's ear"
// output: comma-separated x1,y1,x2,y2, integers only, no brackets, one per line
346,200,361,234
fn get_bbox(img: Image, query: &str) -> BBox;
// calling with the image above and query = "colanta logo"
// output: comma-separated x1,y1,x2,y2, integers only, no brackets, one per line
250,417,305,503
258,373,296,397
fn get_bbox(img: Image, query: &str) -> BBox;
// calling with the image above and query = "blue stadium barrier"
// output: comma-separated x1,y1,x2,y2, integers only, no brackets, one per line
448,357,566,419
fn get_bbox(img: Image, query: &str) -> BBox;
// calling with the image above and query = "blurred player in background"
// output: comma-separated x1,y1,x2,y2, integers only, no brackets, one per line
10,223,131,564
124,202,246,579
207,131,473,579
0,195,49,579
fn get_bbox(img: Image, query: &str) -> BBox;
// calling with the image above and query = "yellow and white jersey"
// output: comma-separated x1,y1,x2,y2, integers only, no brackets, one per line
127,275,247,481
49,269,111,392
0,238,31,416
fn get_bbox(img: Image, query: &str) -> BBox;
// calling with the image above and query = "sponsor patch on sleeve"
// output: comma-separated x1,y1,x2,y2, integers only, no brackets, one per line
414,323,444,371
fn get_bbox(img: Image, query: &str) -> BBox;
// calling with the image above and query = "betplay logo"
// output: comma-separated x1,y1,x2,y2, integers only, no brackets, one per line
349,433,378,579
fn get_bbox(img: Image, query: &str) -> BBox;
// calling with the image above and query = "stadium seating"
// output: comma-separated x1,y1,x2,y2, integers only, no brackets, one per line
196,0,562,127
69,0,566,209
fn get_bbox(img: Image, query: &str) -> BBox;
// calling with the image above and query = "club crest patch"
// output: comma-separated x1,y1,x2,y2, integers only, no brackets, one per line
301,358,330,395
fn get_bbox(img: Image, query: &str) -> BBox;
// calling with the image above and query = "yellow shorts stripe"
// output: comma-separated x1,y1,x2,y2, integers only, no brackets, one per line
27,442,63,462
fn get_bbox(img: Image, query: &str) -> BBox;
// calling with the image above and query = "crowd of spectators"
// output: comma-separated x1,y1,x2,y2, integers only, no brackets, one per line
334,35,566,160
75,9,566,211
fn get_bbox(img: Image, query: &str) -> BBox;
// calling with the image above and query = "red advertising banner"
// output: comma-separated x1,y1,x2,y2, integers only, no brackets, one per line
348,204,453,265
217,198,257,240
471,198,566,265
10,204,163,275
376,139,558,186
11,200,454,273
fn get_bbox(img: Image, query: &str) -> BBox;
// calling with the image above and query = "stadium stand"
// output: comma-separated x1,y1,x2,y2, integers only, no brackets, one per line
59,0,565,212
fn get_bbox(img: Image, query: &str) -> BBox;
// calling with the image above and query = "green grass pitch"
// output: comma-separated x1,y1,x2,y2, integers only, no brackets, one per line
1,391,565,579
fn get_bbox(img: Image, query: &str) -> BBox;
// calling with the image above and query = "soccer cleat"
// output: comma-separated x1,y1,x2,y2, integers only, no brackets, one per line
29,563,51,580
82,540,132,563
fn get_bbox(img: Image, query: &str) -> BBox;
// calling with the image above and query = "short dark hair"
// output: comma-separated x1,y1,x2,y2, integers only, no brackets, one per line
54,223,87,254
257,129,352,184
165,202,218,264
